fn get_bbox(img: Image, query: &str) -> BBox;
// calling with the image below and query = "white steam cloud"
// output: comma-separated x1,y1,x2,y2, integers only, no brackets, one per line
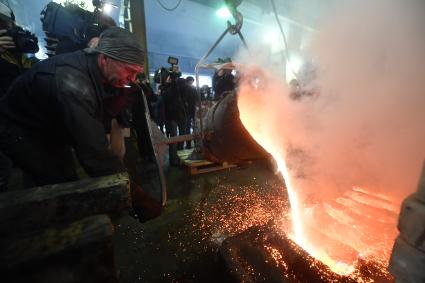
237,0,425,202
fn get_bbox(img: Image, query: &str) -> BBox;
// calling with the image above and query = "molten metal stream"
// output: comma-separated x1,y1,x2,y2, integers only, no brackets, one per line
237,82,397,276
238,131,355,275
279,156,355,275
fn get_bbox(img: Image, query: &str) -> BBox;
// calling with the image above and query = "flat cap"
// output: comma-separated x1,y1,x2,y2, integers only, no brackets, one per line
85,26,144,66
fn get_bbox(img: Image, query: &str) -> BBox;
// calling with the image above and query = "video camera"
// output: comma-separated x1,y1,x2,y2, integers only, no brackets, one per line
5,26,39,54
154,56,182,85
40,1,114,46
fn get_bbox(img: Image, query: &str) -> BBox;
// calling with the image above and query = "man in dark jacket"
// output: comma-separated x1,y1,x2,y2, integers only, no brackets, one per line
0,27,143,187
183,76,198,149
162,76,187,165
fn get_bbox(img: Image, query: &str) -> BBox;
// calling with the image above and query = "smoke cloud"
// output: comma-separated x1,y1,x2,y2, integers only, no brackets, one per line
237,0,425,203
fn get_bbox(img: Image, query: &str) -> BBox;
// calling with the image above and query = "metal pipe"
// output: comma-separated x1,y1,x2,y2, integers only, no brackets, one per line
237,30,249,50
195,26,232,138
159,134,196,145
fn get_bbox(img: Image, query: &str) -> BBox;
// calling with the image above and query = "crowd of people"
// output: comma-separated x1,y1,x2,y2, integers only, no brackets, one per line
0,2,162,221
0,2,238,220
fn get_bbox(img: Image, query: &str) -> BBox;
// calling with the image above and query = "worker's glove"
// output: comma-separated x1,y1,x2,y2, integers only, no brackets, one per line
0,29,15,53
130,183,162,223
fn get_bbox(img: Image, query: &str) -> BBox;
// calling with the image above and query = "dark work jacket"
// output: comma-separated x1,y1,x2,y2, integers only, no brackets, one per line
162,80,186,122
183,84,198,117
102,84,154,133
0,50,123,177
102,86,133,133
0,52,36,98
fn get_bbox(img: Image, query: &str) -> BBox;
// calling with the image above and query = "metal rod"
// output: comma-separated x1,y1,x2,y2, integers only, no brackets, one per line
159,134,196,145
192,8,249,157
195,26,232,139
237,30,249,50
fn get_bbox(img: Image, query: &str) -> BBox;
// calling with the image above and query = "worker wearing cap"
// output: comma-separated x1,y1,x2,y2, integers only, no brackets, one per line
0,27,144,186
0,2,38,97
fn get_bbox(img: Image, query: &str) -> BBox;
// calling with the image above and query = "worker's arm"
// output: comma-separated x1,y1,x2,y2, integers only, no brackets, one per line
56,67,124,177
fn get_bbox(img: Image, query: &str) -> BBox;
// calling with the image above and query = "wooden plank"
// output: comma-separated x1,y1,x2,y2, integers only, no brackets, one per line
0,173,130,235
178,149,212,166
177,148,195,159
160,134,196,145
189,163,237,175
2,214,118,283
177,148,237,175
184,159,213,167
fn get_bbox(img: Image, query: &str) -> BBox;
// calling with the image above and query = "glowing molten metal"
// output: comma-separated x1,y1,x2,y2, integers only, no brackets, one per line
237,72,399,278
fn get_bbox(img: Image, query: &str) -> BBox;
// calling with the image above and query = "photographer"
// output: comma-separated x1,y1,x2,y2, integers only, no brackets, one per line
0,3,38,192
182,76,198,149
0,3,38,97
161,65,187,165
50,3,116,55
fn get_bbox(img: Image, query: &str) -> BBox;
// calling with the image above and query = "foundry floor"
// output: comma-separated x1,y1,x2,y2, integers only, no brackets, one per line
113,159,289,283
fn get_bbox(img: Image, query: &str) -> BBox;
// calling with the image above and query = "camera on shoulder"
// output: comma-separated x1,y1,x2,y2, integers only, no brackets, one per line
154,56,182,85
6,26,39,54
167,56,182,80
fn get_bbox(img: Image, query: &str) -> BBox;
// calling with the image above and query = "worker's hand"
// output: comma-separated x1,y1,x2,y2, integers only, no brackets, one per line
0,29,15,53
87,36,99,48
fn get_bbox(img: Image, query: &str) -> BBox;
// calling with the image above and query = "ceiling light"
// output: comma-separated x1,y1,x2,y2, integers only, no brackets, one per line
216,6,231,18
103,3,113,14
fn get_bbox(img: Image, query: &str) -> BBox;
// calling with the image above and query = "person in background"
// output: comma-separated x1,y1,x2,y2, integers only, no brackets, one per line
0,3,38,191
0,2,38,97
44,2,117,56
162,73,186,165
155,80,166,133
136,72,157,118
183,76,198,149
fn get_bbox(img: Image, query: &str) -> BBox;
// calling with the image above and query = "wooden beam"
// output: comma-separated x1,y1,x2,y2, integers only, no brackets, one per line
2,215,118,282
0,173,130,235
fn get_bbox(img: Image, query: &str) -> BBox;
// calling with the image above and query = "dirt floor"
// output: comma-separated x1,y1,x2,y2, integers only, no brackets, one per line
113,159,289,283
